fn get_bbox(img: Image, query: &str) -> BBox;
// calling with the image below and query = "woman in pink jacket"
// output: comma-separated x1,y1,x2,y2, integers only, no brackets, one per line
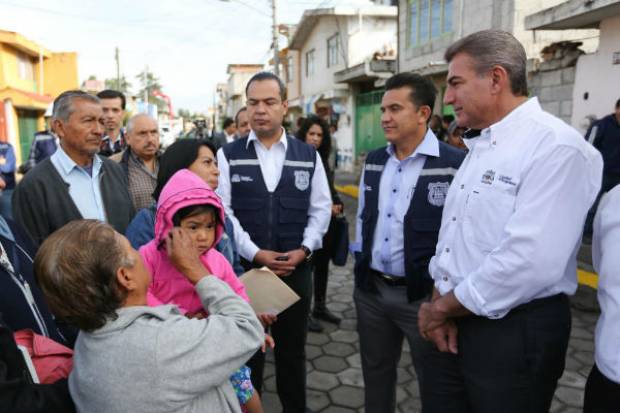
140,168,262,413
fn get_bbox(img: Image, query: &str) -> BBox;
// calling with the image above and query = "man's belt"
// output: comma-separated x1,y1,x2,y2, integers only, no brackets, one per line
370,269,407,287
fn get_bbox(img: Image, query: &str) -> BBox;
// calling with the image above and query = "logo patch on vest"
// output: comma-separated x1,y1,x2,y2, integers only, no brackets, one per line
427,182,450,207
294,170,310,191
232,174,241,183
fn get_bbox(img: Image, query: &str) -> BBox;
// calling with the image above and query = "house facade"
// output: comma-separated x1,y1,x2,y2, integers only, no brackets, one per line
0,29,77,163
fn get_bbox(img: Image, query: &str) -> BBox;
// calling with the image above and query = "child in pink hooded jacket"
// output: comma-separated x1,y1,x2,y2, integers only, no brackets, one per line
140,169,262,412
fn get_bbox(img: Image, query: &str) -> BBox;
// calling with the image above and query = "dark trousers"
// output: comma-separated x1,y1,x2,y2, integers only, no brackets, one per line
354,278,440,413
247,263,312,413
584,363,620,413
312,248,329,308
423,294,571,413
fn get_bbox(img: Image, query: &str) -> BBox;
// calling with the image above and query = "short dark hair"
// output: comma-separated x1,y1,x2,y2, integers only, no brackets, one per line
384,72,437,117
615,98,620,109
297,115,332,165
172,204,221,228
97,89,127,110
445,30,528,96
153,139,218,201
35,220,132,332
235,107,247,125
245,71,287,101
223,117,235,129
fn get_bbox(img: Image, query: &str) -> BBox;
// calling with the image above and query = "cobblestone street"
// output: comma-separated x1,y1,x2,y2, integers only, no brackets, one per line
261,191,600,413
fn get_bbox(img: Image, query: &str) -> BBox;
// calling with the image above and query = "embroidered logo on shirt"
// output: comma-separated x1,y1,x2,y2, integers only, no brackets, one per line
481,170,495,185
232,174,241,183
240,176,253,182
427,182,450,207
294,170,310,191
498,175,516,186
365,185,372,192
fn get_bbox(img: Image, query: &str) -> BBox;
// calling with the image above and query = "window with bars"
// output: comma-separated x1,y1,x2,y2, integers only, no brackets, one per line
287,56,294,83
306,49,315,77
408,0,453,47
17,52,35,81
327,34,340,68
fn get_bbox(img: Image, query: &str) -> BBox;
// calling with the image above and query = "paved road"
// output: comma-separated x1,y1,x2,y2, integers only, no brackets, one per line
261,186,599,413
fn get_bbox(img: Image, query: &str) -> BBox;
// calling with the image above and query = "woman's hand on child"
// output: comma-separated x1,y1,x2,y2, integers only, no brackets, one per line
186,310,207,320
261,333,275,353
166,228,211,285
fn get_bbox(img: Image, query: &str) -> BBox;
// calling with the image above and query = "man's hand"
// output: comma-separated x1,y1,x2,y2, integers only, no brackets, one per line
166,228,210,285
418,300,449,336
331,203,343,216
424,320,458,354
257,312,277,327
253,249,299,276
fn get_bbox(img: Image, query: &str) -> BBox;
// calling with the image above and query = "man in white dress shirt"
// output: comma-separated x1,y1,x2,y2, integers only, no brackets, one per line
417,30,603,412
217,71,331,413
584,185,620,412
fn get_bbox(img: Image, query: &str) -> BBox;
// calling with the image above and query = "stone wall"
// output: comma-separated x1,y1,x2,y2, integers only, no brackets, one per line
529,42,582,125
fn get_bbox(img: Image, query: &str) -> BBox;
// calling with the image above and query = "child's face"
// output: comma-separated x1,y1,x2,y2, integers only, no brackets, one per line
179,212,217,255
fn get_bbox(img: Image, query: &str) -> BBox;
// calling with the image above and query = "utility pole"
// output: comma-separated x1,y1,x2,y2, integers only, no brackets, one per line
115,47,120,90
143,65,149,109
271,0,280,76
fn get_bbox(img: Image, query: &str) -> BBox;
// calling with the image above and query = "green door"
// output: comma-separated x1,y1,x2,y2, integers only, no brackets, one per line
17,109,38,164
355,90,384,157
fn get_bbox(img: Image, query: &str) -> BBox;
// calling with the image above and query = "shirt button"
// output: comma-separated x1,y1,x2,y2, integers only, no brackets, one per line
452,217,456,221
445,247,450,253
442,276,448,281
387,213,392,218
393,189,397,193
384,237,389,242
398,168,402,173
460,184,464,189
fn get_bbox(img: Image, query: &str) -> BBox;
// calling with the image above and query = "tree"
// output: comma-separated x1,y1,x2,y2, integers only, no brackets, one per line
104,75,132,94
136,69,165,111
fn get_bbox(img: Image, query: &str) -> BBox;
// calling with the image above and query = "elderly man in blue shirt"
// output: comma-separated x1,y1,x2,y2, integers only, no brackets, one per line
13,90,134,246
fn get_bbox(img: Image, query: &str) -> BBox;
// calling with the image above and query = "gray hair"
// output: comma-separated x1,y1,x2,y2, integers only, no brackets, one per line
52,90,100,122
445,30,528,96
126,113,157,134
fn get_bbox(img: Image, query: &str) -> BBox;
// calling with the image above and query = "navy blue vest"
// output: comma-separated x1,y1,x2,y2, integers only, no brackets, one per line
354,141,465,301
222,136,316,253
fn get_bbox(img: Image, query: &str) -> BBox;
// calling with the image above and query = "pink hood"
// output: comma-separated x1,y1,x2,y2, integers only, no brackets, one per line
154,169,225,247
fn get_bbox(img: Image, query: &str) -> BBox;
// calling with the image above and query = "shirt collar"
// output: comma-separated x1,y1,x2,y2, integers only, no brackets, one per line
55,145,102,176
247,127,287,151
385,127,440,160
485,97,540,143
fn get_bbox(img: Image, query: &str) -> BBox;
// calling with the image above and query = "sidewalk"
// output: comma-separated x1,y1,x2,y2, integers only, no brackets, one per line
260,173,598,412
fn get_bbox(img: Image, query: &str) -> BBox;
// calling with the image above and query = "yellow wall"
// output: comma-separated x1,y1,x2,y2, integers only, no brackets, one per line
41,52,78,98
0,44,38,92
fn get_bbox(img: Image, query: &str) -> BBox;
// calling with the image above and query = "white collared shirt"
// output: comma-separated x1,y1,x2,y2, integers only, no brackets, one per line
430,97,603,318
352,128,440,276
217,128,332,260
592,186,620,384
50,146,106,222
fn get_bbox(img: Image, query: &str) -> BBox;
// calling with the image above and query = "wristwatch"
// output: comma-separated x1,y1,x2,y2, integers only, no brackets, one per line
301,245,313,262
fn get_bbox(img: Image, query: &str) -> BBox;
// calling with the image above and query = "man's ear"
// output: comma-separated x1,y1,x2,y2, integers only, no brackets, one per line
419,106,432,125
116,266,135,291
52,119,65,139
489,65,509,95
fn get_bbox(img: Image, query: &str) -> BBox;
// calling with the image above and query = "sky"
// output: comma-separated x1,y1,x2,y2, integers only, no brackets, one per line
0,0,377,112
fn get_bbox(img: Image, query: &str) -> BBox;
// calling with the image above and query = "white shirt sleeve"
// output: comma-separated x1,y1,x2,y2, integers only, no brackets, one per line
350,169,365,253
302,155,332,252
454,145,603,317
216,148,261,261
591,186,620,384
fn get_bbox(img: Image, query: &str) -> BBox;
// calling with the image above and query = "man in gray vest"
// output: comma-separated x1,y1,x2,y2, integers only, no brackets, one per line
352,72,465,413
217,72,331,413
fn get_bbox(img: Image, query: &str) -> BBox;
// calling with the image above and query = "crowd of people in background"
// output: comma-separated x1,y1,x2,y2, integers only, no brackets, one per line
0,29,619,413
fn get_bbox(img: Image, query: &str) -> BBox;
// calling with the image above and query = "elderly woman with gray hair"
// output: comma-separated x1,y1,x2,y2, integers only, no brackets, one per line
35,219,263,413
